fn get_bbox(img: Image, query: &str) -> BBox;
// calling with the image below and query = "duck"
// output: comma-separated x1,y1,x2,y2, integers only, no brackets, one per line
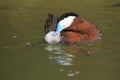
44,12,102,44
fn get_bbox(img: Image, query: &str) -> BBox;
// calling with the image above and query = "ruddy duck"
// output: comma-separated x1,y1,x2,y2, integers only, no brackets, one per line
44,12,101,44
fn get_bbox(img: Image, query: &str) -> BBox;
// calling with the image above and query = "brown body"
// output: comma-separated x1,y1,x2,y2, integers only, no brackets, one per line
61,18,101,44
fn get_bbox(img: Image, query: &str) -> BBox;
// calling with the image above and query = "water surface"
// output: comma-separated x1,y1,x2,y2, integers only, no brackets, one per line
0,0,120,80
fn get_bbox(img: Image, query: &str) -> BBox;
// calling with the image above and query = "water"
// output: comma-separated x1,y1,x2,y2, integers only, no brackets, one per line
0,0,120,80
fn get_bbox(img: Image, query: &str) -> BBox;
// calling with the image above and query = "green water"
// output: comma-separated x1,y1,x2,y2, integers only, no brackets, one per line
0,0,120,80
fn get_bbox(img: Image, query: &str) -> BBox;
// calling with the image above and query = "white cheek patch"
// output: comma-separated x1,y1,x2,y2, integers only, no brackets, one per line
59,16,76,29
44,31,61,44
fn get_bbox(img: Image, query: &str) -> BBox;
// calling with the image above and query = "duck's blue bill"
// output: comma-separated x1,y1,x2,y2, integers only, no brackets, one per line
55,22,64,33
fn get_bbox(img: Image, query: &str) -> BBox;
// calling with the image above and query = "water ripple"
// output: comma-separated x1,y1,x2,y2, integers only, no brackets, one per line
45,45,75,66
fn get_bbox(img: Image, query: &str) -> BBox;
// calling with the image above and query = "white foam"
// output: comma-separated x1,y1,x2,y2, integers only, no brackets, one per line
44,31,61,44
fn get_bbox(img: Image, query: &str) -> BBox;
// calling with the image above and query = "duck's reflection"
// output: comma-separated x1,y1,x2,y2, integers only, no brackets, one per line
45,45,75,66
45,44,101,77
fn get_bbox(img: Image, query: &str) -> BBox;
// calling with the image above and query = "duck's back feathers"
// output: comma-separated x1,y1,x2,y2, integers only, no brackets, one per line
61,18,102,43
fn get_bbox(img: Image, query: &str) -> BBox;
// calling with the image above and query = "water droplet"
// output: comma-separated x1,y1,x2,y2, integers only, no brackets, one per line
59,69,64,72
12,35,18,38
75,71,80,74
67,72,75,77
25,42,31,46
